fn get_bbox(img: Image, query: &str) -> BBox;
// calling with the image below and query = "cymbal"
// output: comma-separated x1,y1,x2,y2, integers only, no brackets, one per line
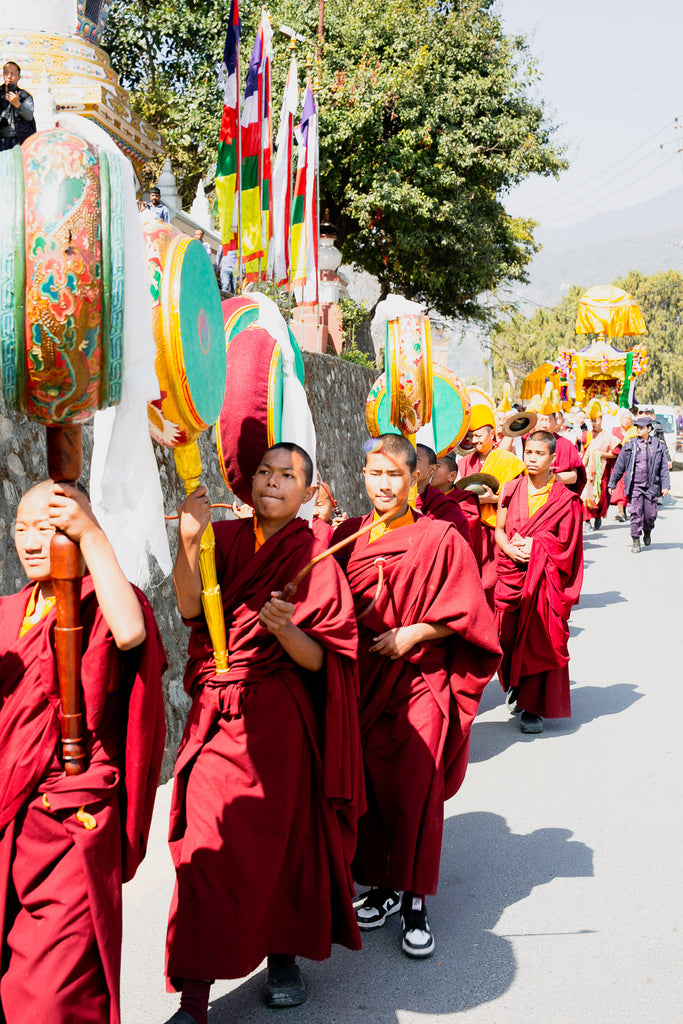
456,472,499,495
502,411,537,437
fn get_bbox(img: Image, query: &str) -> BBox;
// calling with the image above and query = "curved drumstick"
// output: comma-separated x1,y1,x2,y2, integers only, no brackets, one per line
357,558,386,622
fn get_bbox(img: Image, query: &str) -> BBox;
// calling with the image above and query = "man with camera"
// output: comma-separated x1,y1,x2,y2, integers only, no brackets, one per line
0,62,36,151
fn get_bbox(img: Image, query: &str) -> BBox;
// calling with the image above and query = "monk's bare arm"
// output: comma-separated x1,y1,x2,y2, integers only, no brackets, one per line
174,488,211,620
476,484,499,505
556,469,577,486
49,484,146,651
259,593,324,672
495,506,530,563
370,622,455,660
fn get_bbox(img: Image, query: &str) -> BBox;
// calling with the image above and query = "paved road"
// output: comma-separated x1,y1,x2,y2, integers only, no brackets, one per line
122,484,683,1024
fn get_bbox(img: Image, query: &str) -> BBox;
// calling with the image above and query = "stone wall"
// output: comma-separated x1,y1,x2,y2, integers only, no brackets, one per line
0,353,378,781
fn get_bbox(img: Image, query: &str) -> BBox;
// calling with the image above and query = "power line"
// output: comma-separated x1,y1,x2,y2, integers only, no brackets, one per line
528,119,675,214
542,149,681,228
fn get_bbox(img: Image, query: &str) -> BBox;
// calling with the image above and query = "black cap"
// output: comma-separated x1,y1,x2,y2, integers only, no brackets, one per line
150,186,161,196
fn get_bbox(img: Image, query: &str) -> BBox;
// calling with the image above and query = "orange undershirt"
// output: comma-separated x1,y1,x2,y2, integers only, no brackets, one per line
368,506,414,544
527,476,555,518
254,522,266,553
19,583,56,638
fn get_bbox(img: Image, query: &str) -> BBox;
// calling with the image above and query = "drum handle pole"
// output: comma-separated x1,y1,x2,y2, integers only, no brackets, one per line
46,426,87,776
174,441,230,674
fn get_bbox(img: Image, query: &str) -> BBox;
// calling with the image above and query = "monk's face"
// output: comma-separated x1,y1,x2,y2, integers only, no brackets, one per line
524,439,553,477
536,413,557,434
431,457,457,492
415,450,434,495
363,451,416,516
591,416,602,433
252,449,315,524
314,484,334,523
468,425,494,456
14,486,55,581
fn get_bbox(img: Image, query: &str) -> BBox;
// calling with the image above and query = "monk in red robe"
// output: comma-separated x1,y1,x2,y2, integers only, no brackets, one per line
581,406,620,529
0,481,166,1024
431,451,484,569
334,434,500,960
535,409,587,496
165,443,363,1023
415,444,472,547
458,407,526,606
495,432,583,735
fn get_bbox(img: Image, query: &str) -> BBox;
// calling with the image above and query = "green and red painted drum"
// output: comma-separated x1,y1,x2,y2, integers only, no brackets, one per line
366,363,470,457
0,129,124,424
216,318,306,504
142,223,226,447
221,295,306,382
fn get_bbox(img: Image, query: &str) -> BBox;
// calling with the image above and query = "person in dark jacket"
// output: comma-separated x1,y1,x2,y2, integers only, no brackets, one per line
609,416,670,553
0,62,36,150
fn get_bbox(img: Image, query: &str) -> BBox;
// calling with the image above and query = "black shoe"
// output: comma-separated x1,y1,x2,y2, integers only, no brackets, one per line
163,1013,199,1024
400,895,435,958
520,711,543,734
264,959,307,1008
592,517,602,530
631,537,641,553
643,530,651,546
355,887,401,929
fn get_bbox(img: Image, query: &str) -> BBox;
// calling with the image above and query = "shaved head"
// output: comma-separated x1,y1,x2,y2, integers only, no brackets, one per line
16,480,53,517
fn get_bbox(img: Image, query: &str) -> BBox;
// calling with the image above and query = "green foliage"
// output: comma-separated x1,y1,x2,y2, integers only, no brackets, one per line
492,272,683,404
104,0,566,317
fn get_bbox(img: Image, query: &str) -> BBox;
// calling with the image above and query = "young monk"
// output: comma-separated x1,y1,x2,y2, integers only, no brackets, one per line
494,431,583,735
164,442,363,1022
535,406,587,496
458,406,526,606
431,451,484,568
334,434,500,959
0,481,166,1024
415,444,471,547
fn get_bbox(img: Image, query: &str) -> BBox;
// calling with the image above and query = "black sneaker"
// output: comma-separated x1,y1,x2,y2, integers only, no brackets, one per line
520,711,543,734
400,894,435,958
592,517,602,531
643,529,652,546
355,887,401,929
264,958,307,1008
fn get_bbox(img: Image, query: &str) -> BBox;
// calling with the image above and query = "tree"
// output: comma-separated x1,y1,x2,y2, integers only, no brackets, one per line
103,0,566,319
492,272,683,404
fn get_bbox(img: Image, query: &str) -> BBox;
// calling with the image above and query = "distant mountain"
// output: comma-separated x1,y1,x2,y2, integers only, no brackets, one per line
513,186,683,310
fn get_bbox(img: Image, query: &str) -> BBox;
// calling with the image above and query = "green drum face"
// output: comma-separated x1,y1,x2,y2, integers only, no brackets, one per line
162,237,226,438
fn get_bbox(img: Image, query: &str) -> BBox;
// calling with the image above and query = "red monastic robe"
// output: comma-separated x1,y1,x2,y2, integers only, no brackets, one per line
495,477,583,719
608,426,628,507
0,578,166,1024
334,513,500,895
446,485,484,570
458,450,525,603
311,515,334,546
165,517,363,989
417,484,472,547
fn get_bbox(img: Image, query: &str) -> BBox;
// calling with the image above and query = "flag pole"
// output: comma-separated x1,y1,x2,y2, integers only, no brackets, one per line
287,38,297,318
236,28,243,293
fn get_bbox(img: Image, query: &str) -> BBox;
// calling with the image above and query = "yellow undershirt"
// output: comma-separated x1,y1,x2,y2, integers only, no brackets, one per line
369,506,414,544
19,583,56,638
527,475,555,518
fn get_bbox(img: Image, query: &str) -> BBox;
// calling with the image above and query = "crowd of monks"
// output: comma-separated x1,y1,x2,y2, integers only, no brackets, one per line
0,382,673,1024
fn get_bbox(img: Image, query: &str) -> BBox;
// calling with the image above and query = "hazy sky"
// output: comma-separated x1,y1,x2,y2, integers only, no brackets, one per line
499,0,683,230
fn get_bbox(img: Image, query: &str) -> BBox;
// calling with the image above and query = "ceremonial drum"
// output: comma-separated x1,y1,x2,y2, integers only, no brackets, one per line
222,294,306,379
142,222,226,448
217,318,306,504
366,364,471,456
384,314,433,435
0,129,124,423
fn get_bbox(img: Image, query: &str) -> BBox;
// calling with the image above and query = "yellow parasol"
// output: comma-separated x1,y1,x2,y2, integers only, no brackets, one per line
575,285,646,338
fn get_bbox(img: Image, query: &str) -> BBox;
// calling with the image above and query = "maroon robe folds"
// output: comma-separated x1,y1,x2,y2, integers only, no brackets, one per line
608,427,628,507
165,517,363,989
552,435,587,496
495,478,583,719
335,513,500,895
0,578,166,1024
417,484,471,547
446,485,483,569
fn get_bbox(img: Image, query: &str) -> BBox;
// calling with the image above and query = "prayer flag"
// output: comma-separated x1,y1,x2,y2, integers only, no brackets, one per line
241,14,273,278
269,57,298,287
290,83,318,303
215,0,241,248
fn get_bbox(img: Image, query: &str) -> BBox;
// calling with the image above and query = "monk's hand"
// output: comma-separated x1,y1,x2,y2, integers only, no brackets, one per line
178,486,211,544
48,483,99,543
370,626,417,659
662,488,670,496
259,590,295,636
233,502,254,519
510,533,532,563
478,485,498,504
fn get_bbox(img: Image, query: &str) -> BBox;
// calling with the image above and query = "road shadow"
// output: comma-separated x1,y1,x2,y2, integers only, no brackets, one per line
206,813,593,1023
576,589,627,609
469,682,642,761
